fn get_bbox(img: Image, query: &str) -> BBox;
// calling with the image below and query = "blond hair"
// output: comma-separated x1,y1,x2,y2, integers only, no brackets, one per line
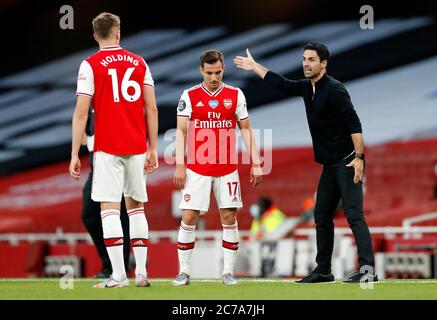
92,12,120,40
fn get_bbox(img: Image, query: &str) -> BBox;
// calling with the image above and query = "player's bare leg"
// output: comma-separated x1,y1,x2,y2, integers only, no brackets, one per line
173,209,199,286
220,208,239,285
124,196,150,287
94,202,128,288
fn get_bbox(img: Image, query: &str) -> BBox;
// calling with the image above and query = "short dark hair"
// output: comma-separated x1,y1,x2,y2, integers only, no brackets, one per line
257,197,273,212
92,12,120,40
303,43,329,62
200,49,224,68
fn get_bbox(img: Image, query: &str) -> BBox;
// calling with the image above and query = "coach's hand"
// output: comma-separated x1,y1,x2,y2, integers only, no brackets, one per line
174,164,187,190
145,149,159,174
250,165,262,187
69,156,81,180
234,49,256,71
346,158,364,184
234,48,269,78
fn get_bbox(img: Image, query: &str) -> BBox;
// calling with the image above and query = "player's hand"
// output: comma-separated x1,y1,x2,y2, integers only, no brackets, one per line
234,48,256,71
145,149,159,174
174,164,186,190
346,158,364,184
69,156,81,180
250,165,262,187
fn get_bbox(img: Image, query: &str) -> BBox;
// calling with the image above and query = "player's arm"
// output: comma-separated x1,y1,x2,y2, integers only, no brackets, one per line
142,61,159,174
235,88,262,187
144,85,159,174
238,118,262,187
70,95,92,179
71,60,94,179
234,48,305,96
174,116,188,189
81,132,87,146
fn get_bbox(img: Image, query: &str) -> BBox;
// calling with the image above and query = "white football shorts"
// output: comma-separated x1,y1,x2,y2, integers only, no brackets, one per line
91,151,148,203
179,169,243,214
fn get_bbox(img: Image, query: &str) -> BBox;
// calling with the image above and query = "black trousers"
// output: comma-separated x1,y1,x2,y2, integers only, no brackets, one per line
81,153,130,274
314,155,375,274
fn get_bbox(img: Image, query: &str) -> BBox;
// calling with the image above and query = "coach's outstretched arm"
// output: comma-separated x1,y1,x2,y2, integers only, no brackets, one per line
234,49,306,96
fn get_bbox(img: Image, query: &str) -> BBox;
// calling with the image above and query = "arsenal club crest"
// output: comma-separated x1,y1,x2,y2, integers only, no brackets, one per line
223,99,232,109
184,194,191,202
208,100,219,109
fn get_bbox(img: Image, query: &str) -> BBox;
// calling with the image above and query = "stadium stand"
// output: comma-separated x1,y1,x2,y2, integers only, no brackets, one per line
1,17,436,174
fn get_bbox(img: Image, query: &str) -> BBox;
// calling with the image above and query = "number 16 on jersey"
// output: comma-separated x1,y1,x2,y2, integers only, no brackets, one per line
108,67,141,103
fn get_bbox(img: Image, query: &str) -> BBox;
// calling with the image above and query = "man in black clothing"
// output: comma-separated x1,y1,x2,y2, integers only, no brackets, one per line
82,108,131,278
234,43,377,283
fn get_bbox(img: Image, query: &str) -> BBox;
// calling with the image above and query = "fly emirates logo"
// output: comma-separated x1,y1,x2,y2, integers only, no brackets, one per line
193,112,232,129
100,54,139,68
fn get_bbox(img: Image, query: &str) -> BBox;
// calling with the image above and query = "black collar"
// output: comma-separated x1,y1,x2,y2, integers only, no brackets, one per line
313,72,328,88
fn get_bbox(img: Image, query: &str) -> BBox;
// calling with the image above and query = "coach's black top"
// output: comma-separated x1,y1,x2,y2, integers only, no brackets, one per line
264,71,362,165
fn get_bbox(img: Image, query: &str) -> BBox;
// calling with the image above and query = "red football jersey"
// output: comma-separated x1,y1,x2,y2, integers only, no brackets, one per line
177,83,249,176
76,45,154,155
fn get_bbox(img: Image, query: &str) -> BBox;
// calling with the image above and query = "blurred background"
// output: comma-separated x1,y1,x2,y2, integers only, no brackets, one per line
1,0,437,280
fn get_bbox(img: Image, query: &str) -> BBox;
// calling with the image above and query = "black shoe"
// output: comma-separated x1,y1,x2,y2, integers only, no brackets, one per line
343,271,379,283
295,272,335,284
93,270,111,279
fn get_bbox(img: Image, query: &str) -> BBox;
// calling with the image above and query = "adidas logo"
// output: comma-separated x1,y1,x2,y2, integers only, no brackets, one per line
232,197,238,202
133,240,145,246
114,239,124,245
196,101,204,107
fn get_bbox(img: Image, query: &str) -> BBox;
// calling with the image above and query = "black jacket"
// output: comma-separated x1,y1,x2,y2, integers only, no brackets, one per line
264,71,362,165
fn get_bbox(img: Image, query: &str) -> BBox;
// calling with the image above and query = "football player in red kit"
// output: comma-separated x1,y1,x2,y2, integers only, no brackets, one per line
173,49,262,286
70,12,158,288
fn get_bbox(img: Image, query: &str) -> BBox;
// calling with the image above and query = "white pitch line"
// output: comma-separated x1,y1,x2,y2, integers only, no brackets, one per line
367,281,437,284
153,279,298,283
156,279,437,284
1,278,437,284
0,278,294,283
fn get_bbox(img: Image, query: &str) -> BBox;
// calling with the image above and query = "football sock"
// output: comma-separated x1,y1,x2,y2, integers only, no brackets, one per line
177,222,196,275
222,222,239,275
101,209,125,281
128,207,148,277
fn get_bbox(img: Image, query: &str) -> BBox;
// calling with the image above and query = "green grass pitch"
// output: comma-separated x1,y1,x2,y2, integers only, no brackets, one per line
1,278,437,300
